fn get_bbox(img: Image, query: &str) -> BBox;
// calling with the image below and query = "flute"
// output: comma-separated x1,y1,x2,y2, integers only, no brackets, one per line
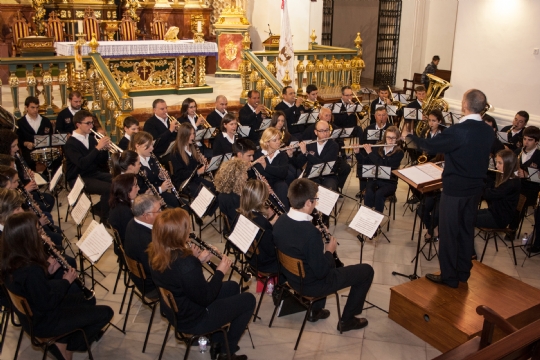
189,233,252,282
15,152,49,207
341,144,395,149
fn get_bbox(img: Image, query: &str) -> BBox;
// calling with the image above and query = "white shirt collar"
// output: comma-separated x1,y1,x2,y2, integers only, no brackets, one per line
139,155,150,168
134,217,153,230
215,109,227,117
223,132,235,144
72,131,90,149
522,148,536,163
125,134,131,141
283,100,294,107
287,208,313,222
0,223,4,232
26,114,42,133
459,114,483,123
261,149,279,163
317,140,327,154
188,115,197,129
248,103,256,112
185,146,192,156
156,114,168,127
68,106,81,116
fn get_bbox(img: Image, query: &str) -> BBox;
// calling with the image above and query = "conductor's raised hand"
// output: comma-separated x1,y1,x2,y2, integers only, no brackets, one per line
325,236,338,254
216,255,232,275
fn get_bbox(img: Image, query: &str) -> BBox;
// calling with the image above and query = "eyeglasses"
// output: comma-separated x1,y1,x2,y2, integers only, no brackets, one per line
386,136,397,140
80,121,94,126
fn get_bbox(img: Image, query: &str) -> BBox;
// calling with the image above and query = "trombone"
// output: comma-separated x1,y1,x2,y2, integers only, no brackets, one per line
91,129,123,153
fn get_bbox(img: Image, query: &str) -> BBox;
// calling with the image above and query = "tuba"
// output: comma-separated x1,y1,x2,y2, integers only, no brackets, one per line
416,74,451,136
0,105,18,131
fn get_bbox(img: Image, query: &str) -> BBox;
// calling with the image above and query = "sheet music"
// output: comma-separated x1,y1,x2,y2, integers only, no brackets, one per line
346,104,357,114
206,155,223,172
339,128,354,138
362,165,377,178
76,220,113,263
308,112,319,124
528,167,540,183
258,119,272,130
51,134,68,146
71,193,91,225
397,164,441,185
33,135,50,148
195,129,206,141
228,214,260,254
367,129,382,141
323,103,333,109
315,185,340,216
330,128,342,139
49,167,62,192
331,103,342,114
417,163,442,179
378,166,392,180
497,132,509,143
67,176,85,206
322,161,336,176
237,125,251,137
161,141,176,157
203,128,217,139
349,206,384,238
297,113,310,125
386,105,399,116
34,173,47,186
189,186,215,218
451,112,463,123
404,108,423,120
393,93,408,103
307,163,324,179
221,153,233,165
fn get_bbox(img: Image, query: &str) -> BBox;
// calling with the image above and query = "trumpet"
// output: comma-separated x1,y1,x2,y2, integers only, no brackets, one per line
259,104,274,117
91,129,123,153
167,114,179,129
197,113,212,129
302,99,322,111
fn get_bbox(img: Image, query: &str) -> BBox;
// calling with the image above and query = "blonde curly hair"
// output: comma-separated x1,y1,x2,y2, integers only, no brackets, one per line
214,158,250,195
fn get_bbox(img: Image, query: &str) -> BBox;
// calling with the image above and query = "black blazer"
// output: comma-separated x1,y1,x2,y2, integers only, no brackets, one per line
212,134,234,157
370,97,387,124
365,147,404,183
405,100,422,110
17,114,53,163
296,140,339,178
218,192,240,228
55,107,76,134
137,156,163,194
501,126,524,150
108,202,133,245
248,212,277,273
169,150,201,189
206,110,225,129
275,101,302,134
124,219,156,293
332,101,357,128
483,178,521,228
143,115,176,157
118,136,130,151
516,148,540,196
238,103,262,143
64,135,109,182
252,150,289,185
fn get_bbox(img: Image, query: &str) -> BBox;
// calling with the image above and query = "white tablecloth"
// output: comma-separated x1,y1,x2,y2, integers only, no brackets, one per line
55,40,218,58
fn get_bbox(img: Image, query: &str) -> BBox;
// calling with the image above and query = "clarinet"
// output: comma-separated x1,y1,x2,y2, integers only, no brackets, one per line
17,187,58,235
149,152,183,206
194,146,215,182
266,198,283,216
15,152,49,207
189,233,252,282
251,166,287,214
315,211,343,266
138,170,167,210
41,232,95,300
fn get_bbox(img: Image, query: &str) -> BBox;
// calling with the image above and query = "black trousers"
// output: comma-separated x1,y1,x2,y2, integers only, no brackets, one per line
80,172,112,220
311,175,338,192
305,264,374,321
438,193,480,287
182,281,256,354
364,180,397,213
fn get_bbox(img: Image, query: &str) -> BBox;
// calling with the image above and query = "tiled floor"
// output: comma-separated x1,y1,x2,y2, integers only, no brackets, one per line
1,77,540,359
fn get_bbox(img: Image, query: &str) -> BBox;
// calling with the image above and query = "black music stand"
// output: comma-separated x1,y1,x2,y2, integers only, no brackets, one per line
410,191,440,262
255,118,272,133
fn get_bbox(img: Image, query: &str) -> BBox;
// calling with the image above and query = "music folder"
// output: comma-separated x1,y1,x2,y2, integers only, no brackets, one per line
206,155,224,172
237,125,251,138
307,161,336,179
295,113,311,126
195,128,216,141
497,131,509,143
228,214,264,255
349,206,385,239
386,105,399,117
189,185,216,219
330,128,343,139
339,127,355,139
331,103,343,114
528,167,540,183
51,133,68,146
404,108,423,120
34,135,50,148
256,118,272,131
366,129,383,141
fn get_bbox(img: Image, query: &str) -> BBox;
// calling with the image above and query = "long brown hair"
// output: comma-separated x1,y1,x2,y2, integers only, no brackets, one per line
1,212,48,277
238,180,268,220
147,208,192,273
172,123,197,165
129,131,153,152
495,149,518,188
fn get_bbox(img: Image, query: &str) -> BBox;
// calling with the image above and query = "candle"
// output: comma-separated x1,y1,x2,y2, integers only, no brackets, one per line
78,20,84,34
197,20,202,33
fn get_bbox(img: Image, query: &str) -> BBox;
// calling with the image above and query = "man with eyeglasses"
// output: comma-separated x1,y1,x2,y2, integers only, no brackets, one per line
124,194,161,298
273,178,373,331
64,110,112,222
143,99,178,158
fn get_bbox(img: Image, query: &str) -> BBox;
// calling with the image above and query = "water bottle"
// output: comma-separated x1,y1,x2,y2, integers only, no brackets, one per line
266,279,274,295
522,233,529,246
198,336,208,353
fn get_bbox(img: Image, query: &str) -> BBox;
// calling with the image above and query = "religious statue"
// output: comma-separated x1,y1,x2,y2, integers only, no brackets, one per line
125,0,140,22
31,0,48,36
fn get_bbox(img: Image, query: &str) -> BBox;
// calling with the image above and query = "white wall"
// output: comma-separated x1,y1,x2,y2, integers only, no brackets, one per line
246,0,323,51
445,0,540,125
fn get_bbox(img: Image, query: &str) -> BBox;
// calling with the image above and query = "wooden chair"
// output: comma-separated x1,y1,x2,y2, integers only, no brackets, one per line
156,286,231,360
83,8,100,41
434,305,540,360
477,194,526,266
6,288,94,360
150,14,167,40
10,11,31,57
103,224,129,297
46,11,69,42
119,13,137,41
269,250,342,350
121,251,159,353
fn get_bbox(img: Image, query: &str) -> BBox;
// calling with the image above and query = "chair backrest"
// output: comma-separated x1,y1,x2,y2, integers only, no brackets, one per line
5,288,32,318
12,11,30,46
120,13,137,41
46,11,65,42
517,194,527,213
277,250,305,278
83,8,100,42
151,14,166,40
123,252,147,280
158,287,179,313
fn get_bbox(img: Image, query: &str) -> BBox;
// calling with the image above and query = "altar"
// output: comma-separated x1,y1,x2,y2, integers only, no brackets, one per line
55,40,218,96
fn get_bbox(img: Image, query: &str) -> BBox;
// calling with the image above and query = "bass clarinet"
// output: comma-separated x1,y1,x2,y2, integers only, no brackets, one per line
41,231,95,300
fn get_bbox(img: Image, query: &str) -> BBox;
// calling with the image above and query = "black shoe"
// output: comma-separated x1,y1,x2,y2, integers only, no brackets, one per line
307,308,330,322
334,257,345,268
210,342,222,360
337,317,368,332
504,231,516,241
426,273,458,288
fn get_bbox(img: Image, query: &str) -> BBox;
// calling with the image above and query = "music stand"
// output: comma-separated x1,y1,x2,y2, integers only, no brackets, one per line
307,161,336,180
189,184,218,238
237,125,251,138
49,167,64,230
255,118,272,132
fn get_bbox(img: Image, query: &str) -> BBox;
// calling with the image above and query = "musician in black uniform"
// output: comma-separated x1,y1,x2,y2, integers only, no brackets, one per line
124,194,162,298
64,110,112,221
16,96,55,172
215,158,250,227
206,95,228,129
273,178,373,331
178,97,204,130
110,150,141,178
1,212,113,360
238,90,264,143
274,86,303,137
356,126,404,213
500,111,529,150
129,131,178,208
271,110,295,146
370,87,391,125
402,85,427,136
117,116,139,151
55,91,83,135
332,86,359,129
213,113,237,157
232,138,256,164
108,174,137,252
252,127,290,211
142,99,177,158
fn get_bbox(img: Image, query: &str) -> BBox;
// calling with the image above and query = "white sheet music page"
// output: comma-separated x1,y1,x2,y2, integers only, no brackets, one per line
71,193,91,225
367,129,381,141
297,113,310,125
315,185,339,216
331,103,342,114
528,167,540,183
308,112,319,123
350,206,384,238
497,132,509,143
33,135,50,148
76,220,113,263
67,176,85,206
34,173,48,186
340,128,354,138
259,119,272,130
417,163,442,179
206,155,223,172
307,163,324,179
190,186,215,218
377,166,392,180
228,214,259,254
322,161,336,176
387,105,398,116
404,108,418,120
51,134,68,146
238,125,251,137
398,164,441,185
49,167,63,192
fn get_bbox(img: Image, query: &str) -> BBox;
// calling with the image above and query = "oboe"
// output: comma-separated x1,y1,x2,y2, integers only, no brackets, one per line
189,233,252,282
251,166,287,214
41,232,95,300
149,152,183,206
15,152,49,207
194,146,214,182
138,170,167,210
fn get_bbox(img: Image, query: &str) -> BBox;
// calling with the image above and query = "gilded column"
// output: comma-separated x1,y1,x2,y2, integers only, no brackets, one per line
9,72,21,117
58,65,69,109
197,56,207,87
26,71,37,98
296,56,305,95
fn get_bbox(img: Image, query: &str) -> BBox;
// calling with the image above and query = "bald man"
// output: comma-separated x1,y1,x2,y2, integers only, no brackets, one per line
206,95,228,130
